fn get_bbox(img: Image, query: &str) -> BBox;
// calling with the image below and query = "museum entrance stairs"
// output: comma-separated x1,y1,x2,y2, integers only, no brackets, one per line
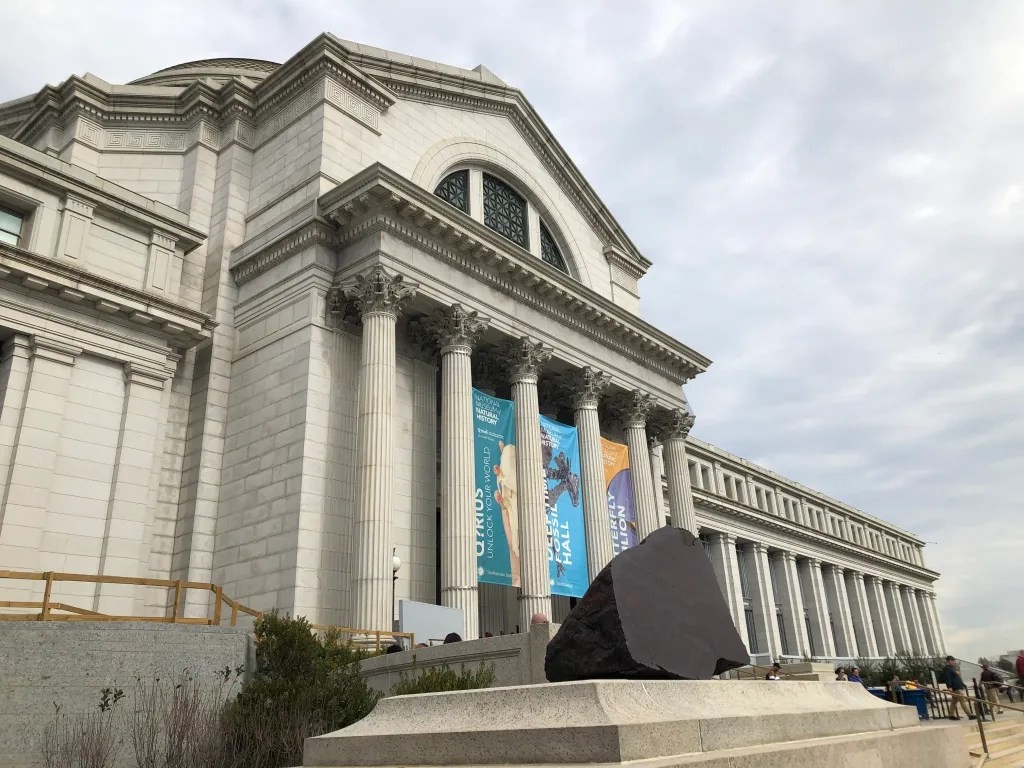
962,710,1024,767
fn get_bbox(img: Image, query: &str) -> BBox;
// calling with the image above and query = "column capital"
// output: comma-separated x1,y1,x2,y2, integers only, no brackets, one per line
559,366,611,410
412,304,488,356
342,265,416,319
611,389,656,428
30,336,82,366
651,407,696,441
123,362,168,390
500,336,551,384
849,571,866,582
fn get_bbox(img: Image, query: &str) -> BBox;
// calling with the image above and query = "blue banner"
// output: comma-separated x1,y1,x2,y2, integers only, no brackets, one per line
541,416,589,597
473,389,520,587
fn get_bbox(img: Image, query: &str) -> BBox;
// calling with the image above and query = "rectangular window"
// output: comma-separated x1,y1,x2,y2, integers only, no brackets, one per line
689,461,700,487
0,206,24,247
701,466,712,490
777,612,790,656
737,546,751,599
745,608,759,653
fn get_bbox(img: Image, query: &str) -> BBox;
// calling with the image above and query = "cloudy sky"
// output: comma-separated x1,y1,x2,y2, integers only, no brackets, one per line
2,1,1020,662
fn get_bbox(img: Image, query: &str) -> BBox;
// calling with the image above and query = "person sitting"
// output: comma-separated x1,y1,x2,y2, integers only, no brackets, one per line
443,632,462,644
848,667,864,684
764,662,782,681
835,668,848,681
530,613,549,626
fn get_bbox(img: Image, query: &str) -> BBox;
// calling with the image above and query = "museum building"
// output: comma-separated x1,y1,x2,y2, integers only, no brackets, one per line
0,35,945,665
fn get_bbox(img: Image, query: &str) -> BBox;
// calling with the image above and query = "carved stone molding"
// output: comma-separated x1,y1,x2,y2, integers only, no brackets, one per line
498,336,551,384
559,366,611,411
610,389,656,429
651,408,696,441
342,265,416,319
471,351,505,393
411,304,488,356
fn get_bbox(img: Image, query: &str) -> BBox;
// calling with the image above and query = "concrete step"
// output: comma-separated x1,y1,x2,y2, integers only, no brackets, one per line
981,742,1024,768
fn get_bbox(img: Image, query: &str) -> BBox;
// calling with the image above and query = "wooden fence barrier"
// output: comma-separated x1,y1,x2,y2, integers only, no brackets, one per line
0,569,413,651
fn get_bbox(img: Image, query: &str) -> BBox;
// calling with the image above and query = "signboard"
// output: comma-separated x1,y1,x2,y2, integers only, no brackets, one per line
540,416,588,597
601,437,637,555
473,389,520,587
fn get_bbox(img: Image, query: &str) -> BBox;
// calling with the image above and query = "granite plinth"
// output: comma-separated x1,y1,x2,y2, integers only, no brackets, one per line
303,679,969,767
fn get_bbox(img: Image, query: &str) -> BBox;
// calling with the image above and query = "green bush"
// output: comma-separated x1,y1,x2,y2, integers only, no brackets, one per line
390,663,496,696
220,613,381,768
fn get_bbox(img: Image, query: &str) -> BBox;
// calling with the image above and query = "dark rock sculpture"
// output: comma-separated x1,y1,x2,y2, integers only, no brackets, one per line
545,526,749,682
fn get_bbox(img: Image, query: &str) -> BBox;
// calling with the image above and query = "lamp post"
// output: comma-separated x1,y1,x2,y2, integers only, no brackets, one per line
391,548,401,634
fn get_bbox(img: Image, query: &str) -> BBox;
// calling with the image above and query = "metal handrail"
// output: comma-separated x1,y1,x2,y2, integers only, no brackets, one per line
0,569,413,651
902,681,1024,760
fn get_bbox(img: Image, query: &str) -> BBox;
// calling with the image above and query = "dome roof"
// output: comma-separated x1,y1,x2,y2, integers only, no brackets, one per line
130,58,280,87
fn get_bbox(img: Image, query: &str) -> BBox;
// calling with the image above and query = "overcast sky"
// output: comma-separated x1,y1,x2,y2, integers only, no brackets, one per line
2,1,1020,663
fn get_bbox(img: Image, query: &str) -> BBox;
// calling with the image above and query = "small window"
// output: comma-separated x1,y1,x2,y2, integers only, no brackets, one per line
539,222,568,273
434,170,469,213
482,173,528,248
0,206,24,247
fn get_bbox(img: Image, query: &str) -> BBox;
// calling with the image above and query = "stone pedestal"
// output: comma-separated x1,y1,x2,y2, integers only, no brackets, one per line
305,679,969,768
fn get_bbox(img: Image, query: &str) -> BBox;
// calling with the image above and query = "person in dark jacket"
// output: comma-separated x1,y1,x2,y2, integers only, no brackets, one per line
1016,651,1024,689
980,663,1004,715
940,656,972,720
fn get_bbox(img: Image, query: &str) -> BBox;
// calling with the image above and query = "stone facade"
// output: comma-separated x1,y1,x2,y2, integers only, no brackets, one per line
0,35,943,663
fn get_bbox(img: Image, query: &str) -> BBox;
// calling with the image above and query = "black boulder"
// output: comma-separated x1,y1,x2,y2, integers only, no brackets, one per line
545,526,749,682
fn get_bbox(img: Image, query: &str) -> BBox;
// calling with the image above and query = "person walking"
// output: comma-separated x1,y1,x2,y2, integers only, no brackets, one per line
980,663,1004,715
940,656,973,720
1016,650,1024,689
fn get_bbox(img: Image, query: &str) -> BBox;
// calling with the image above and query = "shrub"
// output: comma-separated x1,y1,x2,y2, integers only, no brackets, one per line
220,613,381,768
390,663,496,696
42,688,125,768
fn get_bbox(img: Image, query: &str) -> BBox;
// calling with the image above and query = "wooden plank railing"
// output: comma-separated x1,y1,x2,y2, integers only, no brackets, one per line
0,570,413,651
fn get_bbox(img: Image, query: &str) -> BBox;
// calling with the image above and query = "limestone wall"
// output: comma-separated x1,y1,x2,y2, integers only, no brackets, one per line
359,623,557,695
0,622,251,768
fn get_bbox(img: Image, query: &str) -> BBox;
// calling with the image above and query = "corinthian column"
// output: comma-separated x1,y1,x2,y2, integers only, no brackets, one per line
344,266,415,633
613,390,659,540
654,408,698,535
503,337,552,629
422,305,487,639
560,367,613,579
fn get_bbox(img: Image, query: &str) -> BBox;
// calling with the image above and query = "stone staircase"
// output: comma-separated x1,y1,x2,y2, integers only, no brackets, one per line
965,713,1024,767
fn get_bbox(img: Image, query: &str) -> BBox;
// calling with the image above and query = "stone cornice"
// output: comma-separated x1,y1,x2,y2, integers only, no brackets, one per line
316,163,710,385
0,242,214,345
685,436,925,545
692,489,939,583
0,136,205,252
230,218,336,285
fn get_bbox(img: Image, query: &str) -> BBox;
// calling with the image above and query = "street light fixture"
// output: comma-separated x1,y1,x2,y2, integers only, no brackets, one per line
391,548,401,634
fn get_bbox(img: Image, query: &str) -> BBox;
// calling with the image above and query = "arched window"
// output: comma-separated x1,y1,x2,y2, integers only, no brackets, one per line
539,223,567,273
433,170,469,213
430,167,572,276
482,173,528,249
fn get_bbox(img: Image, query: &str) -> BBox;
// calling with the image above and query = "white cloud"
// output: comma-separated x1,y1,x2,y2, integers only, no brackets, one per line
0,0,1020,663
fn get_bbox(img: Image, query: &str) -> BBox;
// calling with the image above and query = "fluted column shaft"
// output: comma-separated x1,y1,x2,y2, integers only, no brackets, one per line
925,592,947,654
774,551,811,657
847,572,879,657
866,576,896,655
901,585,926,655
656,408,699,535
617,391,659,540
884,581,912,653
913,591,936,656
707,532,750,651
431,305,488,640
823,565,858,658
799,558,836,658
743,543,782,659
345,267,414,633
564,368,614,579
649,441,667,526
506,338,552,629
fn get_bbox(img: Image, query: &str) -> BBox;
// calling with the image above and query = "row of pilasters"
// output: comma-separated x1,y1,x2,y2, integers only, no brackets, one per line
701,530,945,663
340,266,700,638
